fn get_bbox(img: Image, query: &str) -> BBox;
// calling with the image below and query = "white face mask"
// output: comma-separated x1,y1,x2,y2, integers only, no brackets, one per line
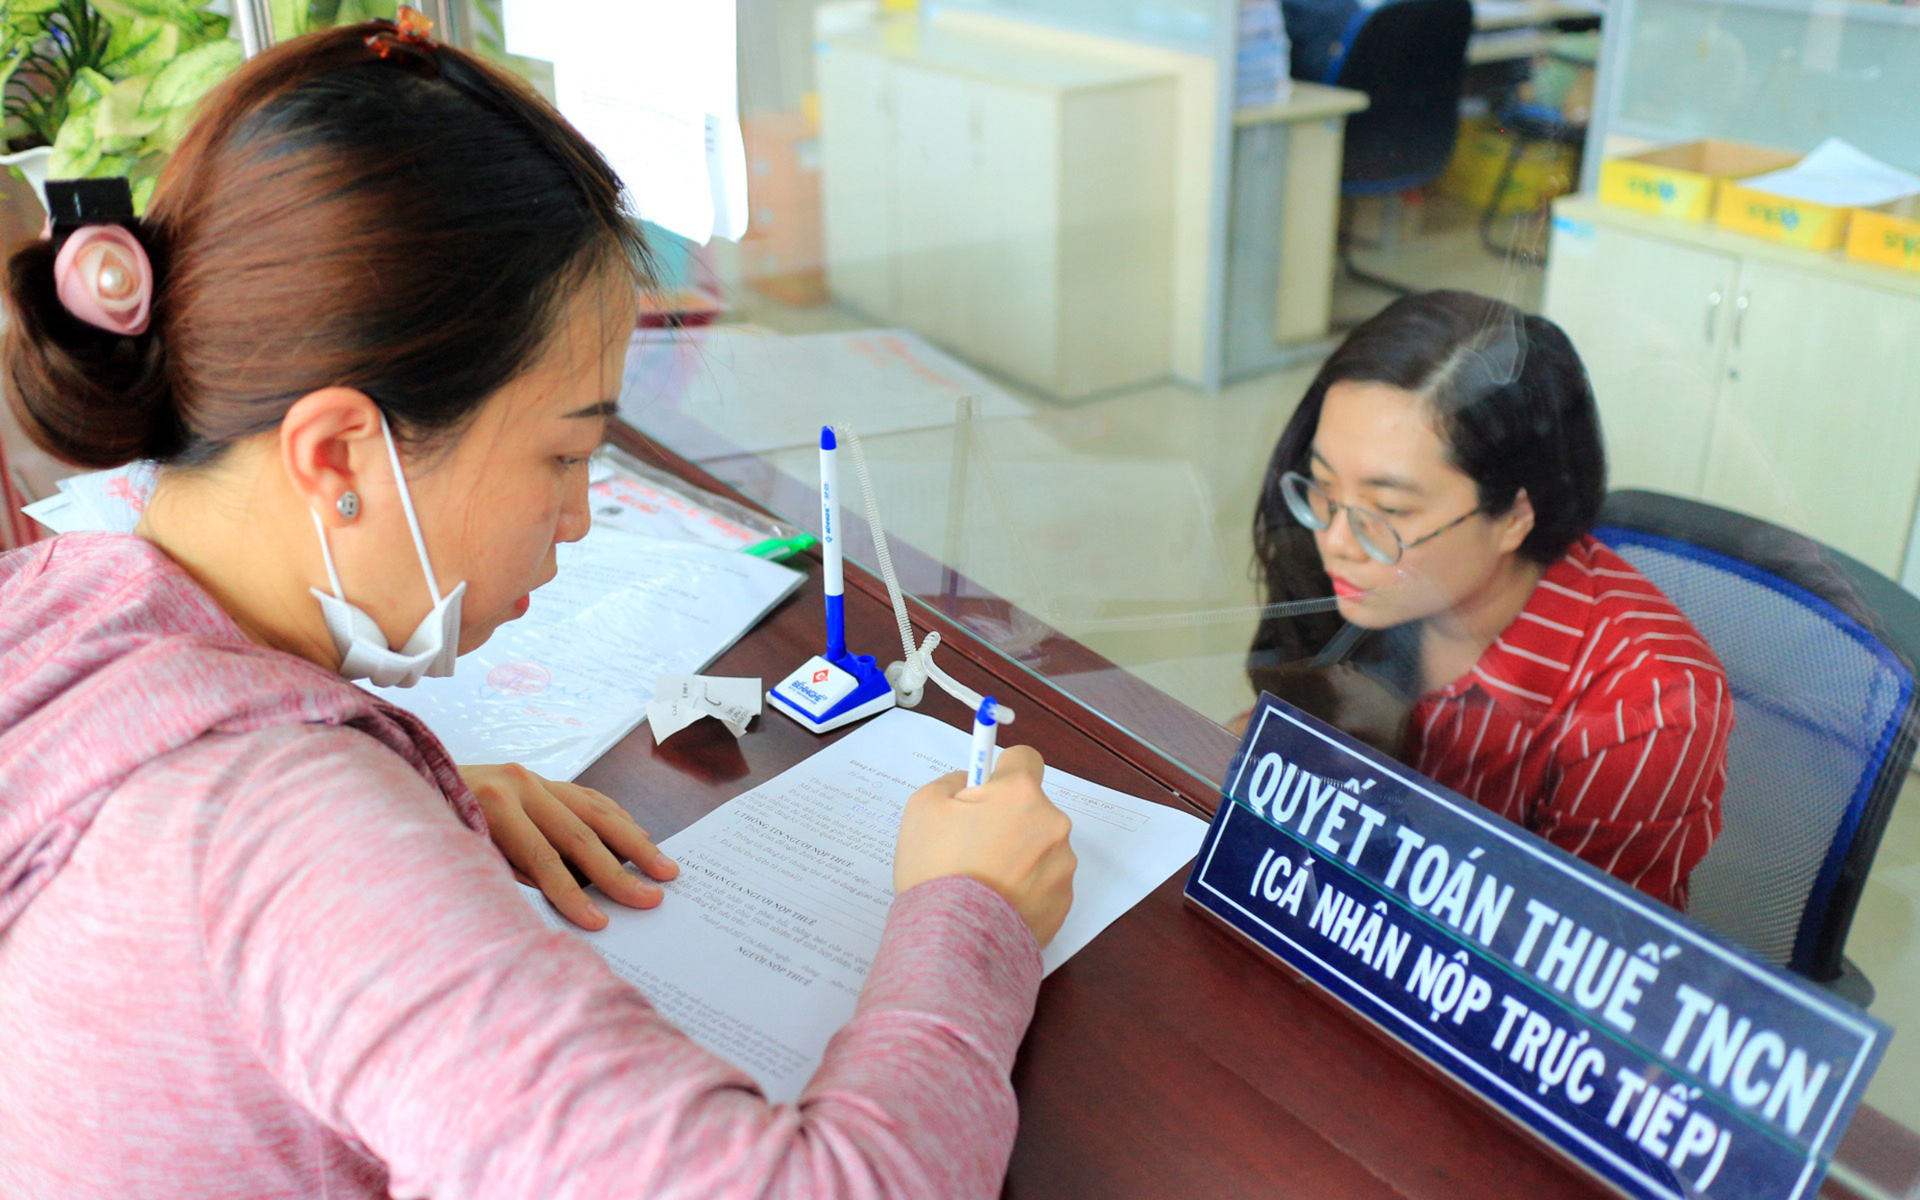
308,413,466,688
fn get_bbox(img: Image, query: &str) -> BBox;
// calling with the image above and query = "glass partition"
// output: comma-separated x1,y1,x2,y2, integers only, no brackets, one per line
931,0,1228,49
1603,0,1920,167
615,323,1282,784
526,0,1920,1152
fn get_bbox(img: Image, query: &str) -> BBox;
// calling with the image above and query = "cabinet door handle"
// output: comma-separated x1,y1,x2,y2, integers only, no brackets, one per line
1705,291,1722,344
1733,292,1750,350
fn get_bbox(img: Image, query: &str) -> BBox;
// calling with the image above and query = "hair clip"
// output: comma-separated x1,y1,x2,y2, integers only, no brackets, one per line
44,177,134,236
366,6,439,76
42,178,152,337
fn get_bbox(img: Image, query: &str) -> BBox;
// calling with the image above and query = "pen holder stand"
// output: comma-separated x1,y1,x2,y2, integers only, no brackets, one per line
768,649,898,734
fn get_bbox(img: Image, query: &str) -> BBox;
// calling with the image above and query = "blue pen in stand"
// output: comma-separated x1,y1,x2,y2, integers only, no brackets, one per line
766,426,899,733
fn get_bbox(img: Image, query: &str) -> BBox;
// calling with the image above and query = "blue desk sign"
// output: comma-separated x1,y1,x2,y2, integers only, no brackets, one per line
1186,694,1889,1200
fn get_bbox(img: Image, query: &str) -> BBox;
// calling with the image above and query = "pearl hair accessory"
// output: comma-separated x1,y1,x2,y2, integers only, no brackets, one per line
43,177,154,337
51,224,153,337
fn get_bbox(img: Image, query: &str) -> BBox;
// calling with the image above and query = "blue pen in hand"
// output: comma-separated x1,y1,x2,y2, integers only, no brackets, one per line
968,697,1001,788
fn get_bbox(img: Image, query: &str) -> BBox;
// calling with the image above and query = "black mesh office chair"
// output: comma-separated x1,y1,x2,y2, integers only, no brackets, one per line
1320,0,1474,295
1593,490,1920,1007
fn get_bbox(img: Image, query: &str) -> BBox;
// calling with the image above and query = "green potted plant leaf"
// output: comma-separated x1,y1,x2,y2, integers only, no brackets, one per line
2,0,241,213
268,0,395,40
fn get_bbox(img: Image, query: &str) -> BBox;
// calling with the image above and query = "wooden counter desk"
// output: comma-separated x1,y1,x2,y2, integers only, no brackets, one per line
585,424,1908,1199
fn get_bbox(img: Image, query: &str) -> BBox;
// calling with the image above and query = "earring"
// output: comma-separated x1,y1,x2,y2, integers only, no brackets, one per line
336,491,360,520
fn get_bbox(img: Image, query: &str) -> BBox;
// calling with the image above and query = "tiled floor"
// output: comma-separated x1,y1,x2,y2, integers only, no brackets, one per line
710,197,1920,1131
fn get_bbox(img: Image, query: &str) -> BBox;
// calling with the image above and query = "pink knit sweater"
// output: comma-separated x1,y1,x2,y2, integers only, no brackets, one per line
0,533,1042,1199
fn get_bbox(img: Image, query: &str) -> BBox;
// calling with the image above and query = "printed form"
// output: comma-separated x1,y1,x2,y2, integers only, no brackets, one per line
523,708,1208,1103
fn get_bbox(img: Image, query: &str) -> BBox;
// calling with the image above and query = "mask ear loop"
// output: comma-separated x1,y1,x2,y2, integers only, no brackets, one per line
309,509,349,599
374,412,447,606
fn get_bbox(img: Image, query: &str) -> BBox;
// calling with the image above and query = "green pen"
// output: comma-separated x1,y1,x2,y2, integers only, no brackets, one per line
741,533,819,562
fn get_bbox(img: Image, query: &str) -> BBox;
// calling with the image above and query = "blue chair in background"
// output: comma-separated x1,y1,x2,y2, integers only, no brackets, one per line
1594,490,1920,1007
1301,0,1473,295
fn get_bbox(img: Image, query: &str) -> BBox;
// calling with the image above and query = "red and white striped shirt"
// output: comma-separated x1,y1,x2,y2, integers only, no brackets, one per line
1407,535,1731,911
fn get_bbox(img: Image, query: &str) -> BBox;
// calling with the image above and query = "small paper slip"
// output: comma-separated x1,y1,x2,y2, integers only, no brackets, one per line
648,673,762,741
1737,138,1920,209
370,527,800,781
520,708,1209,1103
22,491,84,534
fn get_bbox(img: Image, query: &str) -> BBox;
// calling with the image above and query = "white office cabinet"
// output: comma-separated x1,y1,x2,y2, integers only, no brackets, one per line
963,78,1062,392
1542,219,1738,496
818,29,1176,399
1545,197,1920,578
817,45,897,320
1698,261,1920,573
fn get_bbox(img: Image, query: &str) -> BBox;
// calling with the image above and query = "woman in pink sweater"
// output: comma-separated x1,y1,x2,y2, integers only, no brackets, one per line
0,17,1075,1199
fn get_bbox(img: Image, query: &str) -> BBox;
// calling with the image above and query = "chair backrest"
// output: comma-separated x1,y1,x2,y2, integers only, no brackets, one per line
1328,0,1474,194
1592,490,1920,988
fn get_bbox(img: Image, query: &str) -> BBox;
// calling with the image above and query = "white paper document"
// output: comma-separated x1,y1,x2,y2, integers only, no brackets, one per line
506,0,747,243
617,327,1031,460
521,708,1209,1103
371,529,800,781
1737,138,1920,209
648,673,763,741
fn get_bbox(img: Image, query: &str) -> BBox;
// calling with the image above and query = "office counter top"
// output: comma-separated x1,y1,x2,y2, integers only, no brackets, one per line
1234,81,1370,128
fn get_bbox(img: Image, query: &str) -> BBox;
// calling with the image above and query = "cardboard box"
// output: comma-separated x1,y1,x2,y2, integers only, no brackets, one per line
1713,177,1855,252
1599,140,1797,223
1846,198,1920,274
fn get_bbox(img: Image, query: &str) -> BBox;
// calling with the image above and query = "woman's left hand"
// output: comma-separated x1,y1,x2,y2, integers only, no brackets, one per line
460,764,679,930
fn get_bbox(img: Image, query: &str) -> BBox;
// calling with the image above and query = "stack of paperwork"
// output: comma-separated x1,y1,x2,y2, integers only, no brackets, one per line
1236,0,1293,110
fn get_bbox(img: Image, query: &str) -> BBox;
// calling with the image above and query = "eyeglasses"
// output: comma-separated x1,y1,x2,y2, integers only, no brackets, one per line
1279,471,1482,565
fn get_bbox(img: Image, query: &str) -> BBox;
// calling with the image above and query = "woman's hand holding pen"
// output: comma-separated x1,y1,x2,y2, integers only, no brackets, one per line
461,763,680,930
893,745,1077,946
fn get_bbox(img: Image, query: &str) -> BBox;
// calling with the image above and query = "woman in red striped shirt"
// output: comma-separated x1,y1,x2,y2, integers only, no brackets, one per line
1247,290,1730,911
